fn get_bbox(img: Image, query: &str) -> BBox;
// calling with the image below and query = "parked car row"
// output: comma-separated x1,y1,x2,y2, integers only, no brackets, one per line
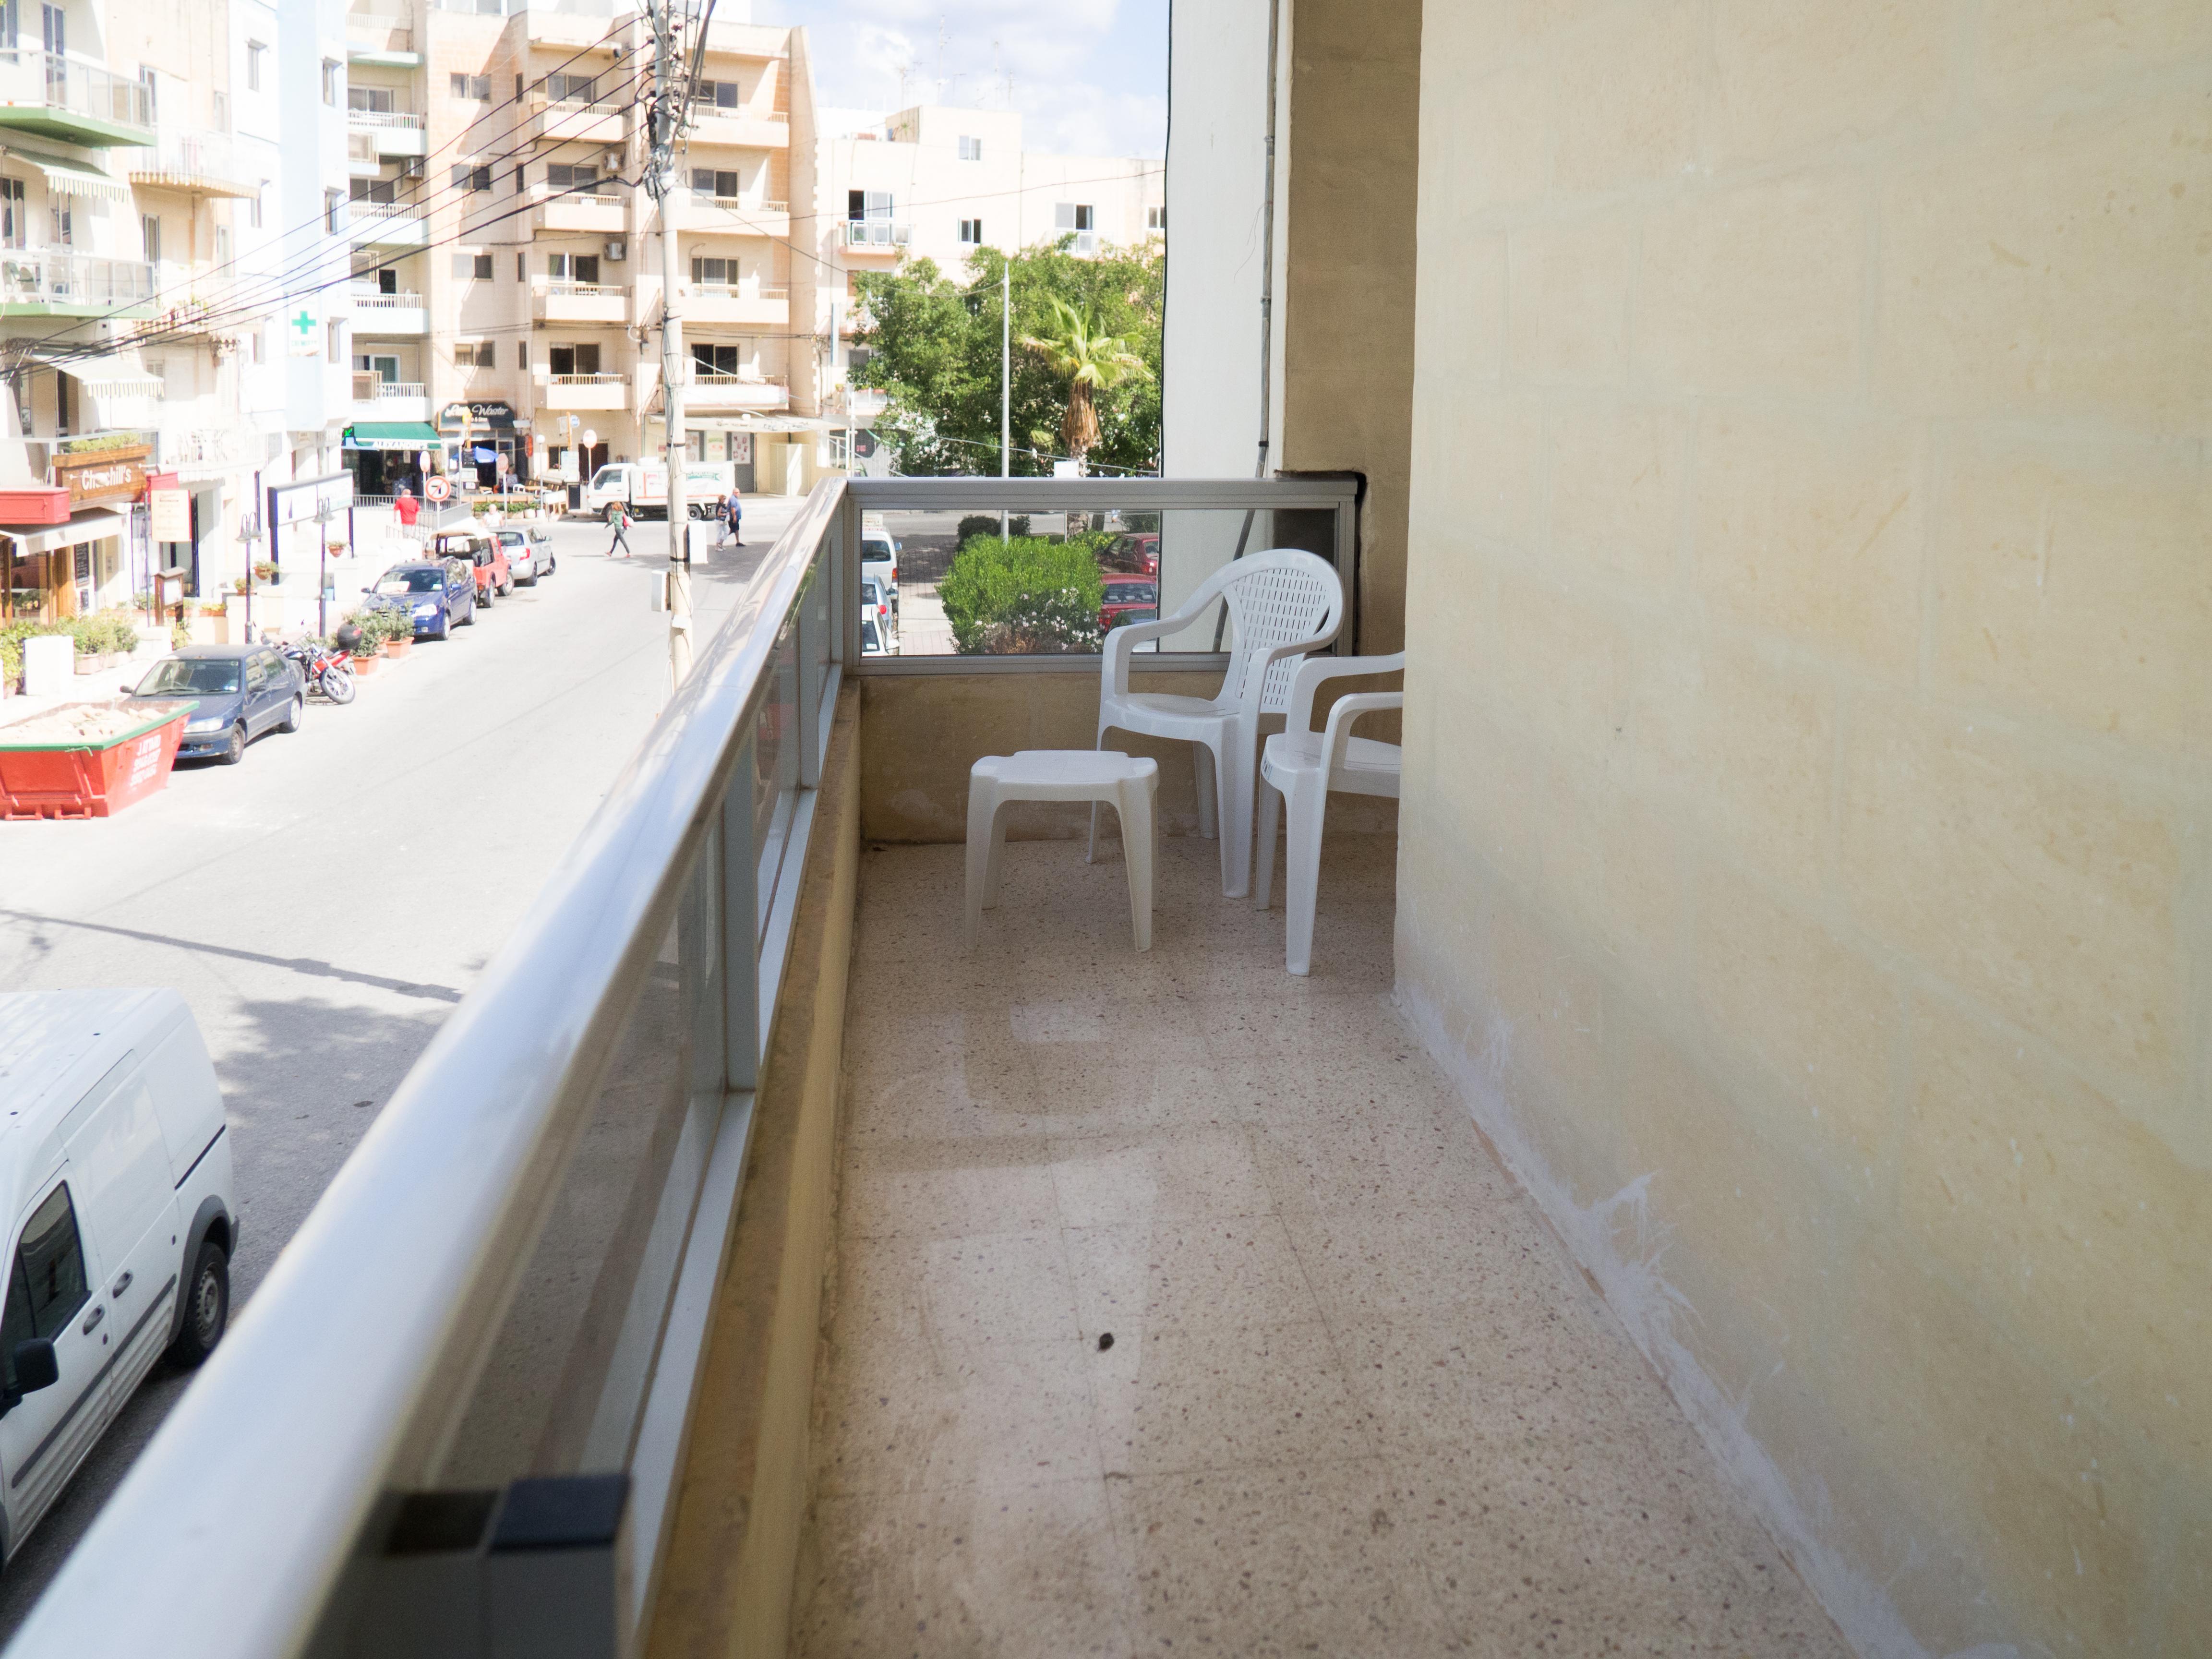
116,523,558,768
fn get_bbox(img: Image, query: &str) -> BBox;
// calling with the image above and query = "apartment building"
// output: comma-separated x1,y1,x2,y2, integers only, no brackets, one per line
0,0,349,621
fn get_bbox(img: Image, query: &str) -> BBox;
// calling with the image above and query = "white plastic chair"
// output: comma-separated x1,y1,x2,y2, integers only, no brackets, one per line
1088,549,1343,898
1253,653,1404,975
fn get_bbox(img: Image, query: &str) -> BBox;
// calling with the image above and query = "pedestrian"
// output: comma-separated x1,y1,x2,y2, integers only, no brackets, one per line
394,485,419,534
608,504,634,558
725,486,743,548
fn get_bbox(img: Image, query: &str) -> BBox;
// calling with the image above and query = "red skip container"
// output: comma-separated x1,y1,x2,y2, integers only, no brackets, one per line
0,700,196,819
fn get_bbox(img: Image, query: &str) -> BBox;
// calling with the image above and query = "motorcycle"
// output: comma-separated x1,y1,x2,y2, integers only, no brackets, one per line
284,636,357,705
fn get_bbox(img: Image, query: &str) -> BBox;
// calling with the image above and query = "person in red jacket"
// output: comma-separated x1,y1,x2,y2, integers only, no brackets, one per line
394,486,420,530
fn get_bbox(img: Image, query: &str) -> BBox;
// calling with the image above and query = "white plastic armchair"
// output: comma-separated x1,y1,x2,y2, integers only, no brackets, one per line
1088,548,1343,898
1254,652,1405,975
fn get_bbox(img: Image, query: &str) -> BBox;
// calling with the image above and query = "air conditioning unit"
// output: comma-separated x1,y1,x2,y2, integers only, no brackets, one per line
604,240,626,261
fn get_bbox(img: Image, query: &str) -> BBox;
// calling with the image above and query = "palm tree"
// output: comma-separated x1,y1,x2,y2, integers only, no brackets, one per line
1019,295,1152,474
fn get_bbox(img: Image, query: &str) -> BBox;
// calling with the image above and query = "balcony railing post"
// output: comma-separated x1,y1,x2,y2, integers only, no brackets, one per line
718,733,759,1092
795,555,824,789
836,482,860,669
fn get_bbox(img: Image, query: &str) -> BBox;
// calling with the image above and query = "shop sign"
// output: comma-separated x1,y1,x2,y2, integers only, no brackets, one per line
52,442,150,508
440,400,516,429
150,488,191,541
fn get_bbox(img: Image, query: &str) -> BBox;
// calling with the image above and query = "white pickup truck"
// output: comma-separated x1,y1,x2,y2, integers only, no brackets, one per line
581,460,738,522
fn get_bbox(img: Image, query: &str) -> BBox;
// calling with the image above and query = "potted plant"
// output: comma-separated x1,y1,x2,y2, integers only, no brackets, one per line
383,609,413,660
252,560,277,585
347,612,385,677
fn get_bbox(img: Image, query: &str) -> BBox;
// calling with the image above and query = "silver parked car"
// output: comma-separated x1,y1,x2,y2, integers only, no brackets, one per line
493,525,556,585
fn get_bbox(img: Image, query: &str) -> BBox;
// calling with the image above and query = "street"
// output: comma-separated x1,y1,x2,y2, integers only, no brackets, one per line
0,506,790,1631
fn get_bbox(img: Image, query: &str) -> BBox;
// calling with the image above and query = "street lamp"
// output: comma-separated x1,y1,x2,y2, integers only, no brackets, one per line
312,497,337,637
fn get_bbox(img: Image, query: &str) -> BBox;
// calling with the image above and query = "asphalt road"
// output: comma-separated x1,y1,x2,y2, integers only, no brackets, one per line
0,508,786,1633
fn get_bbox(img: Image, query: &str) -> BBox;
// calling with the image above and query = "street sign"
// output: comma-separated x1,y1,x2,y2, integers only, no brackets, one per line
581,428,597,449
149,488,190,541
416,450,431,474
425,476,453,504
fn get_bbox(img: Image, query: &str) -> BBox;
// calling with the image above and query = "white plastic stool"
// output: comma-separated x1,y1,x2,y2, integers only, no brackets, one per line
966,750,1161,950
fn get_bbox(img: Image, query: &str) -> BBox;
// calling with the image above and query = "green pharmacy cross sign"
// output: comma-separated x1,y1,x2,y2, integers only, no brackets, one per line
289,306,319,358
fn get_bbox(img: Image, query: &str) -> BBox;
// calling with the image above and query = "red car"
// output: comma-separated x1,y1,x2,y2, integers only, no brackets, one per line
1104,532,1159,577
430,527,513,604
1100,577,1159,633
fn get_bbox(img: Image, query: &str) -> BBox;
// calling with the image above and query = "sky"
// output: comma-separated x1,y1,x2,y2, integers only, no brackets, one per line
747,0,1168,159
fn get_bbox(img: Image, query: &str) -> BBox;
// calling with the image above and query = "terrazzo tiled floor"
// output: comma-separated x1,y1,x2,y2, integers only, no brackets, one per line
792,831,1850,1658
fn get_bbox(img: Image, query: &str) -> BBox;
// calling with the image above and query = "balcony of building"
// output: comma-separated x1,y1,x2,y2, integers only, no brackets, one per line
0,250,154,317
682,282,788,327
669,372,788,414
524,91,627,147
345,9,421,67
538,371,630,411
843,218,909,253
347,107,427,159
531,183,628,235
685,106,791,150
684,193,789,240
348,199,426,248
122,130,258,199
0,49,155,146
350,373,428,425
351,289,428,336
532,278,631,324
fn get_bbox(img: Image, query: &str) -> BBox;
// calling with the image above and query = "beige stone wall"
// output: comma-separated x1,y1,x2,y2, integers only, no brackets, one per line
1395,5,2210,1656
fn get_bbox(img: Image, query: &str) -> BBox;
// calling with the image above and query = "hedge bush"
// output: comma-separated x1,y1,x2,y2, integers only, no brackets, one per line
954,513,1031,546
938,534,1106,655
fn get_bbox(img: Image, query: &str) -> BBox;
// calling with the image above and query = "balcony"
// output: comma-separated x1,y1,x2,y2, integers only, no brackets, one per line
347,107,427,158
540,372,630,410
677,372,787,413
844,219,910,253
347,199,426,247
351,290,428,335
683,194,789,239
684,107,790,149
524,91,626,146
531,184,627,234
532,278,630,324
0,50,155,146
681,282,787,326
123,130,258,198
346,12,420,66
0,250,154,317
351,376,428,423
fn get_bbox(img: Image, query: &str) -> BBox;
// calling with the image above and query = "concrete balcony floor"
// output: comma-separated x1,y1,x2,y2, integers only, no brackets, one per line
793,831,1850,1656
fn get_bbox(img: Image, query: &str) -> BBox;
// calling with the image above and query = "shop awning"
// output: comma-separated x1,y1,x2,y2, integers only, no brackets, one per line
0,507,124,554
345,421,440,451
2,149,131,204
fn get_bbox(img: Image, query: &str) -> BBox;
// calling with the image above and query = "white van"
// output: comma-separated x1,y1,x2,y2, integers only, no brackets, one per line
581,460,737,522
0,990,237,1563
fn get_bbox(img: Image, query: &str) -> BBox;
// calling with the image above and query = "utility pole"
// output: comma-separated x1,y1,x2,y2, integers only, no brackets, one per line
644,0,691,685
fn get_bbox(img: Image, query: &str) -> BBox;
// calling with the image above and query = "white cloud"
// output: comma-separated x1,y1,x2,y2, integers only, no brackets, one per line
755,0,1167,157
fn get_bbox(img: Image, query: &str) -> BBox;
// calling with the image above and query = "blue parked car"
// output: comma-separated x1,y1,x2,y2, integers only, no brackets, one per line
127,644,304,766
361,560,476,638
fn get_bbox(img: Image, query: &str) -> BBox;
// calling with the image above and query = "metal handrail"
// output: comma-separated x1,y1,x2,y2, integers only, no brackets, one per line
8,477,849,1659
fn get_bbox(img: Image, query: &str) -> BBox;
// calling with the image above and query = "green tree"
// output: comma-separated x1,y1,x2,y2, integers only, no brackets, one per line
1019,296,1153,474
938,532,1110,654
850,239,1162,477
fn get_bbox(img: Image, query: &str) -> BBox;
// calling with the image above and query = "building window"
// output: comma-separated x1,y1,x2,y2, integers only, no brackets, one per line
547,343,600,375
958,135,981,161
215,225,229,263
322,59,341,106
251,183,265,229
516,339,527,370
326,318,345,362
48,201,68,245
449,72,491,101
249,327,264,366
547,162,597,191
553,252,601,284
692,342,740,376
141,214,159,264
693,78,741,110
451,165,493,193
1147,204,1165,231
451,252,495,280
958,218,981,245
211,89,228,131
0,179,24,251
688,255,730,287
40,2,59,55
517,252,526,281
544,72,596,103
325,189,344,233
457,341,495,368
1055,202,1096,252
246,40,264,92
348,85,395,113
690,168,738,200
849,189,892,223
